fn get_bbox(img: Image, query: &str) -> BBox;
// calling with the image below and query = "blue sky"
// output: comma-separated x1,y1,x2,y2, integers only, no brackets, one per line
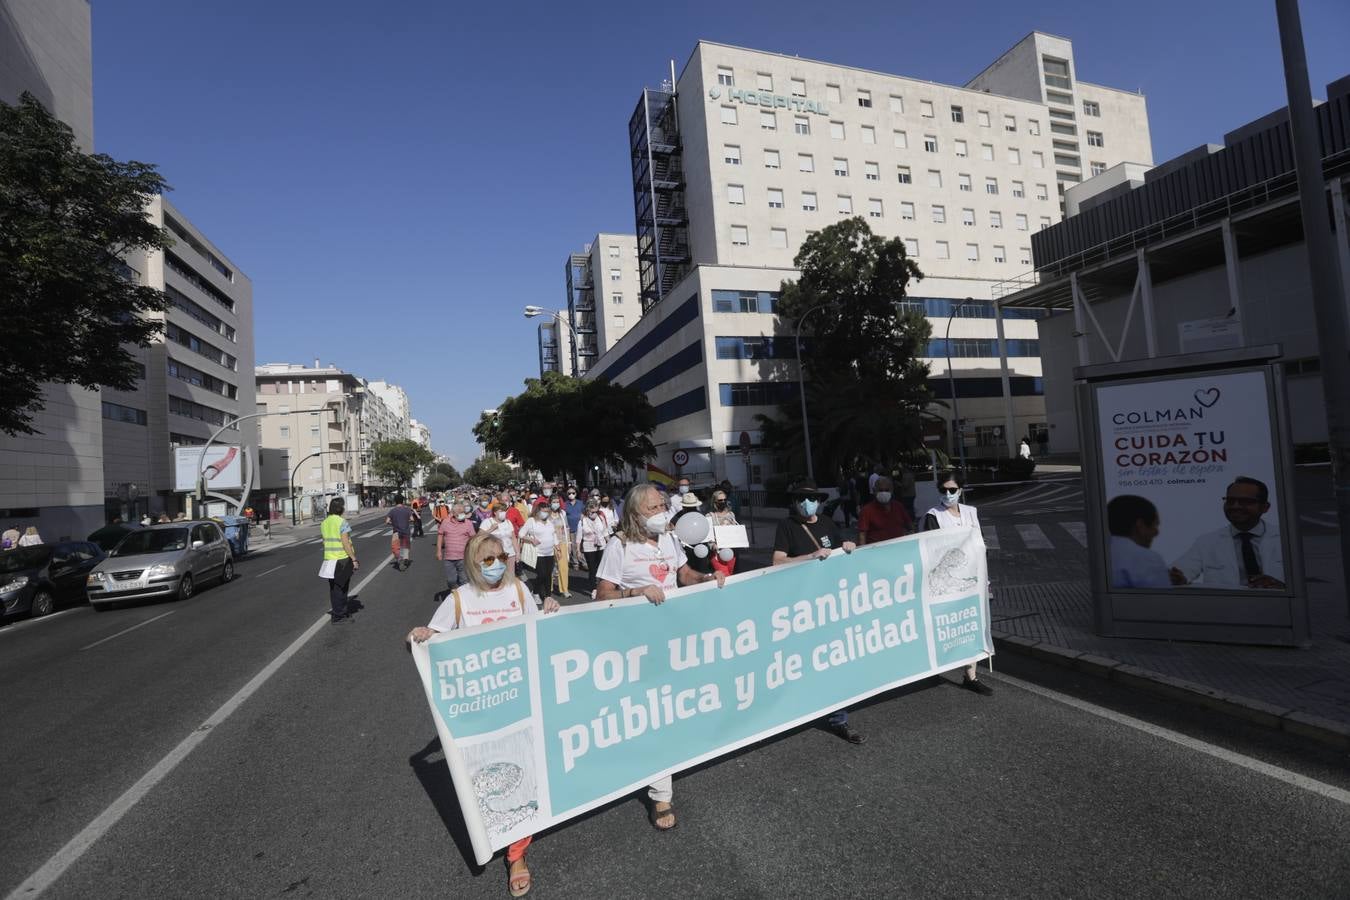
89,0,1349,468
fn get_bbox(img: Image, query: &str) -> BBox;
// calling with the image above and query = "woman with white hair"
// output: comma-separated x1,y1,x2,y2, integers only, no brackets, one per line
409,530,560,896
593,482,726,832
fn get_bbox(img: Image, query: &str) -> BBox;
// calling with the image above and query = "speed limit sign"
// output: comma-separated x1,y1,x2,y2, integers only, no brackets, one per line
672,449,690,467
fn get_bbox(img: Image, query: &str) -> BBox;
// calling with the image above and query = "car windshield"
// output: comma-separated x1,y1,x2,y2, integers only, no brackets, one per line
0,547,50,573
113,528,189,556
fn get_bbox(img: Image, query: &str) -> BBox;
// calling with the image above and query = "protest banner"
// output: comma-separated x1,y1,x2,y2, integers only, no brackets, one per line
410,527,990,865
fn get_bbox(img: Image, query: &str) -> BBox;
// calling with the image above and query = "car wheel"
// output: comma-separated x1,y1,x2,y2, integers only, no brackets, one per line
221,558,234,583
30,590,55,617
177,574,194,602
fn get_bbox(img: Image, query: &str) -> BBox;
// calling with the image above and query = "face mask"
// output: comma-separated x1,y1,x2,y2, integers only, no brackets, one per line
528,497,537,504
941,489,961,507
479,500,489,508
678,485,690,495
567,492,576,499
537,510,550,520
586,511,597,518
717,547,735,562
550,502,560,511
455,513,466,521
714,500,727,510
494,510,507,521
876,491,893,504
480,561,507,582
542,489,553,498
797,499,819,517
601,499,610,506
644,512,670,535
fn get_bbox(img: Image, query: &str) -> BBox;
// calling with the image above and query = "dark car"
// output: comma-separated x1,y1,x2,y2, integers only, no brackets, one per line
87,522,141,552
0,542,107,619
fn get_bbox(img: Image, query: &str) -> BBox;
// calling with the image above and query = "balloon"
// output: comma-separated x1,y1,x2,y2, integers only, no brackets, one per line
674,512,711,546
716,547,735,562
693,543,710,558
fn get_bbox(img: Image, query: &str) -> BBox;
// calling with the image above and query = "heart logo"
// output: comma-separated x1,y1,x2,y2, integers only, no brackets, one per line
648,563,670,582
1194,388,1220,408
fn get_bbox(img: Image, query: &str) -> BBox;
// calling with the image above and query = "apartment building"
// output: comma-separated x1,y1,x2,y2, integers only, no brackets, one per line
556,234,641,377
0,0,102,538
537,318,572,375
592,34,1151,484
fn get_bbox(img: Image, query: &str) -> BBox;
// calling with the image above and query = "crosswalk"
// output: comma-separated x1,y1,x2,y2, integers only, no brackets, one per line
981,520,1088,554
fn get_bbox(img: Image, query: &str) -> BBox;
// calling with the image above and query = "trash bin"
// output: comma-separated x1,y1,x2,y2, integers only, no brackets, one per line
220,515,251,557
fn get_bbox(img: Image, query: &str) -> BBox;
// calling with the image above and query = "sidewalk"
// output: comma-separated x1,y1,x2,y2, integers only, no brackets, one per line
990,532,1350,749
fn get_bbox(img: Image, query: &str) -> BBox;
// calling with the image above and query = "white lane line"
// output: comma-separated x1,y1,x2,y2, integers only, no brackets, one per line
80,611,177,652
1014,523,1054,550
254,564,287,578
980,525,1001,550
6,561,390,900
992,672,1350,806
1060,521,1088,547
0,608,81,638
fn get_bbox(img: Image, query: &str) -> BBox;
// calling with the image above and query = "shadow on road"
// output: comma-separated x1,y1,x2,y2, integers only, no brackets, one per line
408,736,483,874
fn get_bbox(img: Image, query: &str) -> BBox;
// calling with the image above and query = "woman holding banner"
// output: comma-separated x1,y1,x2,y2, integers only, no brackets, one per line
593,482,727,831
919,471,993,696
408,531,560,896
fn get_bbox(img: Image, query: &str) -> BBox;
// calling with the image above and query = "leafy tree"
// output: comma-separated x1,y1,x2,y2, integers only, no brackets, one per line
0,93,172,435
431,461,460,483
464,455,515,486
481,372,656,484
423,472,452,492
369,438,436,490
756,217,933,477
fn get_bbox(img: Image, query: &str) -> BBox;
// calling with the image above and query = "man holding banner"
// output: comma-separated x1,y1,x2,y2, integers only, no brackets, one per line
593,482,727,831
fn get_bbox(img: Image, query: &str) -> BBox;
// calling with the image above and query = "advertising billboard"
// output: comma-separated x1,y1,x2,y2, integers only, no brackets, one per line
174,445,243,492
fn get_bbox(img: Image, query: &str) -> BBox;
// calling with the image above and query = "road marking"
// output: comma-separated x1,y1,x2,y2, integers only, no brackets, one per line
1060,521,1088,547
0,607,82,638
80,610,176,652
254,564,287,578
992,672,1350,807
6,561,390,900
980,525,1001,550
1014,524,1054,550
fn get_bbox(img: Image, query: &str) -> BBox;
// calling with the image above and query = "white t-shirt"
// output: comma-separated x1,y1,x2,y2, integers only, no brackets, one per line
924,503,981,531
596,532,688,590
427,579,534,631
576,513,610,552
598,507,618,533
520,517,557,556
478,517,518,557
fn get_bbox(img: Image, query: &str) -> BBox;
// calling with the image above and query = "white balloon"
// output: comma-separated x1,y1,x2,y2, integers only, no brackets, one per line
674,512,711,546
716,547,735,562
693,543,710,558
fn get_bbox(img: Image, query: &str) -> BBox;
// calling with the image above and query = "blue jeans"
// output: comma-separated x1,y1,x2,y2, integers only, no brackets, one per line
827,709,849,727
443,558,466,589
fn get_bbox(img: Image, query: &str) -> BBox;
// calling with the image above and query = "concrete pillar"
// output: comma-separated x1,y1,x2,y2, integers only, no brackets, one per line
1070,272,1091,366
994,302,1017,457
1330,178,1350,345
1221,219,1247,344
1137,250,1159,358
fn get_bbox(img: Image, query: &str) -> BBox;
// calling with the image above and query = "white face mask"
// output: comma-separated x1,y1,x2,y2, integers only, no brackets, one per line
494,510,507,521
941,489,961,507
875,491,893,504
542,488,553,498
644,511,671,535
455,513,466,521
678,485,690,495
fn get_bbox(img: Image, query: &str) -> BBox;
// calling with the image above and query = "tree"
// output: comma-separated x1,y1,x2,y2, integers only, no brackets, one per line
481,372,656,484
431,461,460,483
464,455,515,486
369,438,436,491
0,93,173,435
756,217,933,477
423,472,452,492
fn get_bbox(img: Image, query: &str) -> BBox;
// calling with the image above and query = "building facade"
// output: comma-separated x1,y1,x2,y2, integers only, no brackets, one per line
105,196,256,521
0,0,102,539
999,73,1350,454
537,319,571,376
592,35,1151,485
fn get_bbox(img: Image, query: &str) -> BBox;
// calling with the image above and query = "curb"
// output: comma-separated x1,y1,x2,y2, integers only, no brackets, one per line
990,629,1350,751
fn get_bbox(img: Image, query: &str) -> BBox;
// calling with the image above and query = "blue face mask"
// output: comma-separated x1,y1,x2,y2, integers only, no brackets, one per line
797,498,819,517
480,561,507,582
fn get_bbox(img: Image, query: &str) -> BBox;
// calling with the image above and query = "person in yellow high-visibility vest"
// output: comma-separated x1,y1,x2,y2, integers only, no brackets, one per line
321,497,359,624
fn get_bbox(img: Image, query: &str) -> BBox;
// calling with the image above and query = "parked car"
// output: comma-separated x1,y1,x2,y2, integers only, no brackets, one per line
87,521,141,552
86,521,233,610
0,541,107,619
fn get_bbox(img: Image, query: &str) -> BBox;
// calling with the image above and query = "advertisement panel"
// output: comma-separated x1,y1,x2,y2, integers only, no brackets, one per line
410,529,990,865
174,446,243,492
1096,369,1286,592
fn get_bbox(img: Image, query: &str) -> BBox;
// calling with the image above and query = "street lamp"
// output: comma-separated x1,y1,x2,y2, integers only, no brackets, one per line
944,297,977,473
794,302,831,483
524,305,579,376
289,450,346,526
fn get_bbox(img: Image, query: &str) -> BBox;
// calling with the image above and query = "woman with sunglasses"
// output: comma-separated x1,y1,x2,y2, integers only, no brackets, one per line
408,531,560,896
919,470,993,696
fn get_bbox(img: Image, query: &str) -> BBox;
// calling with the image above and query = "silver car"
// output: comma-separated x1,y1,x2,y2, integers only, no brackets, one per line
87,521,234,609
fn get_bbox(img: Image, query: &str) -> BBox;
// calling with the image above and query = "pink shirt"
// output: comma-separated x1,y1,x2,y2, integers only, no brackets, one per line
437,518,476,560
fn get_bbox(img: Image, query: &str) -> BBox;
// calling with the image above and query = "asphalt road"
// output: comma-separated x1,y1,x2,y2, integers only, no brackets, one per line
2,508,1348,899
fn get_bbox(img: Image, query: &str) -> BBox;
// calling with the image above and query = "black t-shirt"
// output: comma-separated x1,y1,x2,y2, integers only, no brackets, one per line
386,505,414,535
773,516,843,558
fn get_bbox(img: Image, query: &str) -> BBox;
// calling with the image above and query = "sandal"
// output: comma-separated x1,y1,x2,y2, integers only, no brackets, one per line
508,858,531,897
649,800,677,831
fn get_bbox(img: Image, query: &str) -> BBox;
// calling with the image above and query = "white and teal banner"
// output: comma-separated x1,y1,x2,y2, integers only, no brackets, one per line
410,527,991,864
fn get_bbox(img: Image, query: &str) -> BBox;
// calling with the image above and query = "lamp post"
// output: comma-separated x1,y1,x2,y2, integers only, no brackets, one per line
290,450,346,525
524,305,580,376
944,298,977,473
794,302,830,483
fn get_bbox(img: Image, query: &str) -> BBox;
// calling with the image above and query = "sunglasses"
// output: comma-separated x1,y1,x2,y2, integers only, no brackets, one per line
478,553,512,565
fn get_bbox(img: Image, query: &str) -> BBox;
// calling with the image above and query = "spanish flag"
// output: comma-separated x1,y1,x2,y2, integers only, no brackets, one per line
646,463,675,487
